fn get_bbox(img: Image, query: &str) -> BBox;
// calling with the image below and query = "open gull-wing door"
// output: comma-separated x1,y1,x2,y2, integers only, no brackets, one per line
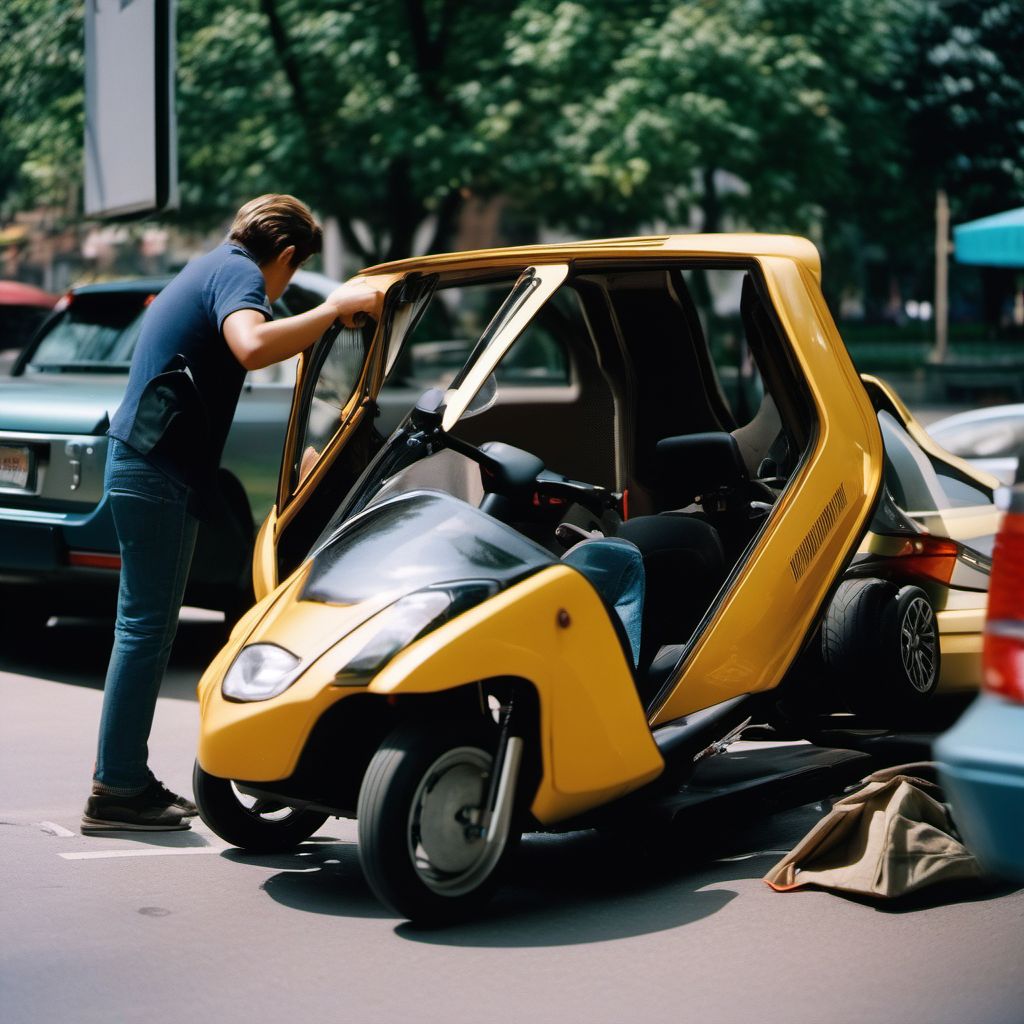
252,273,436,599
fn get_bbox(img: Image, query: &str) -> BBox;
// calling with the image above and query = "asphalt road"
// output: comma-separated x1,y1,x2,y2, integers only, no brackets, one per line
2,613,1023,1024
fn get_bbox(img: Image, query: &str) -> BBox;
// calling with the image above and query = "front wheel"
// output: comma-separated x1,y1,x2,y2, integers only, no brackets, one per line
357,720,519,924
193,761,328,852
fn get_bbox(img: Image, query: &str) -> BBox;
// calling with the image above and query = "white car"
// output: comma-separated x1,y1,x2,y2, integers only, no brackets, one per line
927,404,1024,486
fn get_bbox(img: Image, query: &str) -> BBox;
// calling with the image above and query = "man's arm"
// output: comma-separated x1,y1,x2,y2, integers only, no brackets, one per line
223,282,379,371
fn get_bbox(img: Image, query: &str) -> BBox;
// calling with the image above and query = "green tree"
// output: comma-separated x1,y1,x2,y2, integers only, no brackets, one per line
2,0,1021,289
0,0,83,219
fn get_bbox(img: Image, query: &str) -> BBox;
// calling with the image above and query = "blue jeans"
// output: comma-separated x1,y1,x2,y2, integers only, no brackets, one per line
93,439,199,789
562,537,645,667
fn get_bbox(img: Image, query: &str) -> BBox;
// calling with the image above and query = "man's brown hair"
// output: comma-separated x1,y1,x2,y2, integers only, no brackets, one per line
229,194,323,267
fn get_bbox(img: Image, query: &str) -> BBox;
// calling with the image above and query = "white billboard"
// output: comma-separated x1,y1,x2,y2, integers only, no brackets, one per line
84,0,178,219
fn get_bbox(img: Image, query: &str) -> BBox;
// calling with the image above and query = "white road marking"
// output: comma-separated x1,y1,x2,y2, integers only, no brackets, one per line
60,845,229,860
38,821,76,837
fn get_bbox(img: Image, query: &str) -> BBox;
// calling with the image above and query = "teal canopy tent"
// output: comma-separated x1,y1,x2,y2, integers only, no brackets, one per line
953,207,1024,268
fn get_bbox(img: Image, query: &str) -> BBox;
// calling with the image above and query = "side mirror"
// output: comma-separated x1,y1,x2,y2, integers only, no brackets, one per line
410,387,445,431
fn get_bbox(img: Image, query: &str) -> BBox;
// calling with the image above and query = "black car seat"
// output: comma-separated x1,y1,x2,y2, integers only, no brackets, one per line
655,429,780,565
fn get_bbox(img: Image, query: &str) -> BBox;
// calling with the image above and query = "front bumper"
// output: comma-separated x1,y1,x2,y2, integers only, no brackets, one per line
936,693,1024,881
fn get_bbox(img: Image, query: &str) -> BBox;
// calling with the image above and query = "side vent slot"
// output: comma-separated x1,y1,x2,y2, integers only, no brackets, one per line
790,483,848,581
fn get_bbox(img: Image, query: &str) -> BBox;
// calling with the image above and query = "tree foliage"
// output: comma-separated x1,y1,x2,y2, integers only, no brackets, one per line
0,0,1021,282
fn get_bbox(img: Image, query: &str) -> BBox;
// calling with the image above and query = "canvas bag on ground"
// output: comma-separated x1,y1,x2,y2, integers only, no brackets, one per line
764,762,983,899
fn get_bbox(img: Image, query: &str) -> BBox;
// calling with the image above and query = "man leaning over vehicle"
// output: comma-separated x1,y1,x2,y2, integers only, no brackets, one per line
82,194,375,833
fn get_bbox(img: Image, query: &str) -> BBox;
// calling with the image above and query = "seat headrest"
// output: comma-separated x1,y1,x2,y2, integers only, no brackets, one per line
656,431,748,507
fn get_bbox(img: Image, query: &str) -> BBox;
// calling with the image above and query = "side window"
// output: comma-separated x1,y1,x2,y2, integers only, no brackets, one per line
385,280,571,392
375,278,570,436
291,324,369,491
246,355,299,386
663,267,804,481
681,267,765,428
496,315,570,385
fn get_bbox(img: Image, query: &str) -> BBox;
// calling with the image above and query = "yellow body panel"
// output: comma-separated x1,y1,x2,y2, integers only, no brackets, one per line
650,258,884,724
935,605,987,690
197,565,664,826
206,232,983,834
251,507,278,602
936,627,986,690
359,233,823,283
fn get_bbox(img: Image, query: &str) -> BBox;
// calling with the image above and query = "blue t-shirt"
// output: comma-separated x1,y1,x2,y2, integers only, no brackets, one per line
109,242,272,503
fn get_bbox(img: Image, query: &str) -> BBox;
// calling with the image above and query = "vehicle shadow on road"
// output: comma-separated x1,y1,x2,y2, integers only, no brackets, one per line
235,814,812,944
232,799,1021,945
222,840,394,920
0,614,224,701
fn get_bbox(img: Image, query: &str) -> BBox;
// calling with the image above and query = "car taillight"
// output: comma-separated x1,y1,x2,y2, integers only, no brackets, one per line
983,490,1024,702
889,534,960,585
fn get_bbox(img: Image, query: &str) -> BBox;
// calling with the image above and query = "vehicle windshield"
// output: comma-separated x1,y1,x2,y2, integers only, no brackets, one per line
306,267,565,555
27,291,150,371
303,490,554,605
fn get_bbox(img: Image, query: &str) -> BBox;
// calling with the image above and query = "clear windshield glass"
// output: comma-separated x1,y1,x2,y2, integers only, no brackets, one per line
307,267,568,554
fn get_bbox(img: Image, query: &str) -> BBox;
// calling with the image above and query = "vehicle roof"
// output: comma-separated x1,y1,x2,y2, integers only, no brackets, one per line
358,233,822,281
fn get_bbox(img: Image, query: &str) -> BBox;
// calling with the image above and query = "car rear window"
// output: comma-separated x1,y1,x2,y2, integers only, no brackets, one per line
27,291,151,371
25,279,320,374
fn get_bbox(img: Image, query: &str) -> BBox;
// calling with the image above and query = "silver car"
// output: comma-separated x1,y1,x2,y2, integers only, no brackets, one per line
926,404,1024,486
0,270,338,631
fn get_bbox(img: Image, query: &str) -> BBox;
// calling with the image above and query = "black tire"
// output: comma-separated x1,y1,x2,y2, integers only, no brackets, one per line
193,760,328,853
357,719,518,924
822,579,940,721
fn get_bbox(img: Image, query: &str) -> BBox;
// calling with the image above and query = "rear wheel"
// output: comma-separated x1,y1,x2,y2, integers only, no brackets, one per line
357,720,518,924
886,585,940,700
822,579,940,722
193,761,328,852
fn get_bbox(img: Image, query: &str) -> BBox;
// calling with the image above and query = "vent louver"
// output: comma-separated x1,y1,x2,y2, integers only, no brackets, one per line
790,484,848,581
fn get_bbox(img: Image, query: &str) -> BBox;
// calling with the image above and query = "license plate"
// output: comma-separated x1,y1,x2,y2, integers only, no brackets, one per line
0,445,32,490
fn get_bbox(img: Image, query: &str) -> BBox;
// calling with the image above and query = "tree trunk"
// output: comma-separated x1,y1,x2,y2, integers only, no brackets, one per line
701,166,721,234
426,189,464,255
383,159,425,263
259,0,369,263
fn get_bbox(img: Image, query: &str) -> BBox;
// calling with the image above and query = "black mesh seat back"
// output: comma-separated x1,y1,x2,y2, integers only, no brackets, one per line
617,514,726,691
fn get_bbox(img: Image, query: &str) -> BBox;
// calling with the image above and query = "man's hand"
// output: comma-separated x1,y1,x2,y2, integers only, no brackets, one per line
328,280,382,328
298,444,319,484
